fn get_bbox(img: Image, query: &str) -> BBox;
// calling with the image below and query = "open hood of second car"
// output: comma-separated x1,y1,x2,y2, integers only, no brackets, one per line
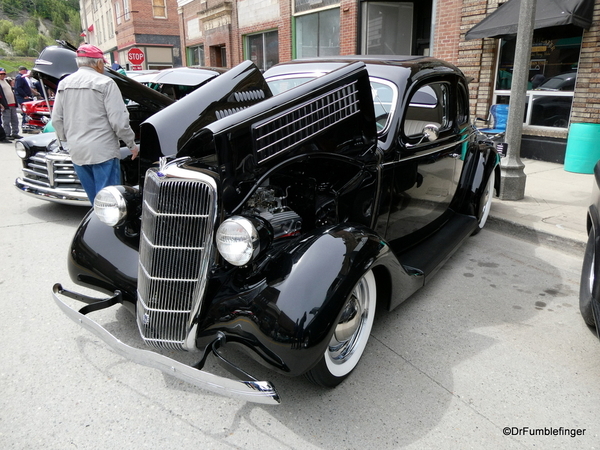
32,43,175,114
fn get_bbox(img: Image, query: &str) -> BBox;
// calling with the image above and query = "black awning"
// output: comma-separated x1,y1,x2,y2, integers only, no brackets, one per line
465,0,594,40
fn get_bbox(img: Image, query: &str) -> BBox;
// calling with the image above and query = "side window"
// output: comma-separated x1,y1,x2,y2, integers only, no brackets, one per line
403,82,450,137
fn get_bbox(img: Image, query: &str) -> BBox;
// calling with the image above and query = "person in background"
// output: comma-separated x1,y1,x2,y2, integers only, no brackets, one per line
52,44,139,204
0,68,21,139
15,65,33,129
0,80,10,143
111,62,127,76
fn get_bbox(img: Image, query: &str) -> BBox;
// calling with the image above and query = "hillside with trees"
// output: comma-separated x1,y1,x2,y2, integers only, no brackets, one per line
0,0,80,59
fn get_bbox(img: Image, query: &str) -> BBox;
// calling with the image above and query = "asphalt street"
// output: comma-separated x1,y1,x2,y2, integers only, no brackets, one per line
1,139,599,449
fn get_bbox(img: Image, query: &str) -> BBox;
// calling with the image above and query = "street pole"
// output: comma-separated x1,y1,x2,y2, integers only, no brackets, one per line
499,0,536,200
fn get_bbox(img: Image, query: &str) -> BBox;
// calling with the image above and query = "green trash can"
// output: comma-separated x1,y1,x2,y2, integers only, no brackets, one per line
564,122,600,174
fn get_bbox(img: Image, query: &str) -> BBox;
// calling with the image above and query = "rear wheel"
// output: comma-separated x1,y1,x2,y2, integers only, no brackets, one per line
580,232,597,327
305,269,376,387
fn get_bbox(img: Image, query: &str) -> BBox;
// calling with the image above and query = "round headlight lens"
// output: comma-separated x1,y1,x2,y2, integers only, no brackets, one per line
216,216,259,266
15,141,29,159
94,186,128,227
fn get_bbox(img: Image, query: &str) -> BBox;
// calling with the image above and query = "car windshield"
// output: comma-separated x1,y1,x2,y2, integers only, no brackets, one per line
266,74,398,132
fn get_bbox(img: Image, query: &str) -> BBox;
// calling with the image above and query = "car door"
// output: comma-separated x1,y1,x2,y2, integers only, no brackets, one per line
384,78,465,247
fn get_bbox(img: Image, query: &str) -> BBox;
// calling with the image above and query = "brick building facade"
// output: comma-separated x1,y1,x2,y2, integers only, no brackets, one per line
83,0,600,161
456,0,600,161
80,0,182,70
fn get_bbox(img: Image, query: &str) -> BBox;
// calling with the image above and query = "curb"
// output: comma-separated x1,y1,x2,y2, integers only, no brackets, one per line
487,216,586,258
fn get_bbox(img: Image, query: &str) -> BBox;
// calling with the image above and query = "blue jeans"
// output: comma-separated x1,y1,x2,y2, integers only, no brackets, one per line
73,158,122,205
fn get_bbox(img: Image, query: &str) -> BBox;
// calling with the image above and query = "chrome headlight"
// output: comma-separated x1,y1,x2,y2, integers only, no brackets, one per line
15,141,30,159
216,216,272,266
94,186,129,227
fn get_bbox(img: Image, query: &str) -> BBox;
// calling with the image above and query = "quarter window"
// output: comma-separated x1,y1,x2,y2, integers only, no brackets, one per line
371,78,397,133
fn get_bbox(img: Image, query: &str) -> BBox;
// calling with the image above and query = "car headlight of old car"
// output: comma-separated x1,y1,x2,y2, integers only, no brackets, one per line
15,140,30,159
94,186,133,227
216,216,272,266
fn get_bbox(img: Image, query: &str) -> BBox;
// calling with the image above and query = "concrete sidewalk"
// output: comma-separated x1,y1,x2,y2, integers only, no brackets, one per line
488,158,592,257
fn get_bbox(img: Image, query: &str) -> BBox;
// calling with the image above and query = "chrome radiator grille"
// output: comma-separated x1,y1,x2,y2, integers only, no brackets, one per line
137,168,217,350
21,151,83,191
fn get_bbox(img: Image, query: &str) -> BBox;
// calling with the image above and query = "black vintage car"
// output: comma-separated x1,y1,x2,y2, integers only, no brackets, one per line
53,56,499,405
579,160,600,338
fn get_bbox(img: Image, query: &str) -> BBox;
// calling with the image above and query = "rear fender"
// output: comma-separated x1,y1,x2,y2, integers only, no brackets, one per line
456,141,498,218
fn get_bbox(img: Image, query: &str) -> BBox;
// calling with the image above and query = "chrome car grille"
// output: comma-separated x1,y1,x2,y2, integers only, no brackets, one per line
21,151,83,192
137,167,217,350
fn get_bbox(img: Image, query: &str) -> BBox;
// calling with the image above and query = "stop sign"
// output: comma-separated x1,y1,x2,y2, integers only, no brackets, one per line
127,48,145,65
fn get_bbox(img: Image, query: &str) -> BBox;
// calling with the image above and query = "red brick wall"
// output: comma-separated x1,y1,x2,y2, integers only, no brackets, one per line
178,0,293,68
434,0,462,64
340,0,358,55
131,0,181,36
231,1,292,66
453,0,500,122
452,0,600,127
116,0,180,50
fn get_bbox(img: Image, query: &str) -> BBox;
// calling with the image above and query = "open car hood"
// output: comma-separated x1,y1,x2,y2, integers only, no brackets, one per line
141,59,377,210
32,43,175,114
140,60,273,161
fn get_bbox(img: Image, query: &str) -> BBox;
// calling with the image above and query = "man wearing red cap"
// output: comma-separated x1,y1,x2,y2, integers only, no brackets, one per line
52,44,139,204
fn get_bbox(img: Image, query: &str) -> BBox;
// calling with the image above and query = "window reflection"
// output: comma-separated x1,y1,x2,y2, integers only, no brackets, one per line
494,28,582,129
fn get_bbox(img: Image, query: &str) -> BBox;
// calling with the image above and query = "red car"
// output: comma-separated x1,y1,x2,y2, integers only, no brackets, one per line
20,98,54,133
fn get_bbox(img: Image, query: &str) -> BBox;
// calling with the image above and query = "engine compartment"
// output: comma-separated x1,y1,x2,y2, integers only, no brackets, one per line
239,158,376,240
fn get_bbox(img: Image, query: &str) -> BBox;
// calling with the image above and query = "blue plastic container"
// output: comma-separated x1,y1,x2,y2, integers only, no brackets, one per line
564,123,600,174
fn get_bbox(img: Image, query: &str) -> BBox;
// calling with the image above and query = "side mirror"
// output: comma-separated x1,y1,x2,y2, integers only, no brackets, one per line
423,124,439,142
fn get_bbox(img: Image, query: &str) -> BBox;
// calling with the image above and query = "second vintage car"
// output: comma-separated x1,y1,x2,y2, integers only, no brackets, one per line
53,56,499,404
14,42,224,206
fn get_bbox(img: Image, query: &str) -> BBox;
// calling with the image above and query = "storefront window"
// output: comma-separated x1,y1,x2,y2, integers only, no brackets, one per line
246,31,279,71
361,2,413,55
295,8,340,58
494,29,582,129
295,0,339,13
188,45,204,66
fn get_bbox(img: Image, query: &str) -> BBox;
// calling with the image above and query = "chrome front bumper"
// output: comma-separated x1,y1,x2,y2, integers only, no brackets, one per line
52,284,281,405
15,178,91,206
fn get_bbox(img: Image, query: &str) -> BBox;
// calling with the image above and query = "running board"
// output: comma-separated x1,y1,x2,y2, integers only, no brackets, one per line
400,213,477,284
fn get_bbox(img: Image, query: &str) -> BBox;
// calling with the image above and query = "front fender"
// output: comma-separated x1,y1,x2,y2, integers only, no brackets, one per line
68,209,139,303
200,223,392,376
